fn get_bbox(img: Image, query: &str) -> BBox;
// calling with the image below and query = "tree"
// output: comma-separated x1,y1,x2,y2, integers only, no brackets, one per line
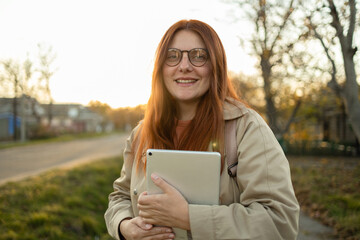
20,57,33,141
88,100,112,117
1,44,57,140
229,72,265,111
23,56,42,125
303,0,360,143
37,43,57,127
88,100,112,130
227,0,306,138
110,105,146,131
1,59,26,141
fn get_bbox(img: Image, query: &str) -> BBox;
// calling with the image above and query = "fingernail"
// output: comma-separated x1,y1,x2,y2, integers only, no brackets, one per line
169,233,175,238
145,224,152,229
151,173,159,180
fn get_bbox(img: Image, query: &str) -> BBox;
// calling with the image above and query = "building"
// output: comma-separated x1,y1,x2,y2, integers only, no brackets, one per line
0,112,20,140
322,109,359,155
40,103,106,134
0,95,43,141
0,96,113,141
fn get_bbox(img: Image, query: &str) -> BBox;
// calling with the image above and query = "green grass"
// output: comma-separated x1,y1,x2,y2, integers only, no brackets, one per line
290,157,360,239
0,156,123,240
0,132,119,150
1,154,359,239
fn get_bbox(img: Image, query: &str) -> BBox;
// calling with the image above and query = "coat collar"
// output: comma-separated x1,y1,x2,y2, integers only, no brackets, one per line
223,97,249,121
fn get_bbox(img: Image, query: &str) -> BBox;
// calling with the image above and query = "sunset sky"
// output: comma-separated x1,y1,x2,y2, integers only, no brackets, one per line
0,0,257,108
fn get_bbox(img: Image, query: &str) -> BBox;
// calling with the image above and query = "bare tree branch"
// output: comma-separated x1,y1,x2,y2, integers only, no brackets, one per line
269,0,295,54
347,0,356,49
307,16,341,95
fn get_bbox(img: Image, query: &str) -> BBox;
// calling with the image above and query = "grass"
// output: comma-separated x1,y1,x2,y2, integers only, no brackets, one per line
289,156,360,240
0,132,119,150
1,154,359,239
0,156,123,240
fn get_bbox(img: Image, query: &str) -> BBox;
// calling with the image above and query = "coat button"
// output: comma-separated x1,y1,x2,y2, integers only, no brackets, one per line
133,189,138,195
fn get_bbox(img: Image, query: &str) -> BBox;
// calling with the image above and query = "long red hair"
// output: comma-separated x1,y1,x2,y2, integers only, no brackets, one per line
134,19,238,172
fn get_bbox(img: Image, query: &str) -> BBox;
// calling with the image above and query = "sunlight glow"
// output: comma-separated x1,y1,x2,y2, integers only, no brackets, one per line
0,0,256,108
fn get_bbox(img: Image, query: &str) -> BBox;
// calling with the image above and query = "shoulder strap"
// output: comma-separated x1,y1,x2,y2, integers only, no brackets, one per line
225,119,238,178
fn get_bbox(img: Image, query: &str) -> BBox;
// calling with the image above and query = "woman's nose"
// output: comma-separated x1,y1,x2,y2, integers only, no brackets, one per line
178,53,193,72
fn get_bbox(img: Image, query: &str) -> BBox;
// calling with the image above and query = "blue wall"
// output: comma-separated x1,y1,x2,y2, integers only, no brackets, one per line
0,113,21,136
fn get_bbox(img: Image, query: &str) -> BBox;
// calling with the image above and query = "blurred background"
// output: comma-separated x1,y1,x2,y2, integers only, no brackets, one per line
0,0,360,239
1,0,359,155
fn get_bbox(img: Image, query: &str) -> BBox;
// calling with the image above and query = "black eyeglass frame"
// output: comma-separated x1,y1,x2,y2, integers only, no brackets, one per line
165,48,209,67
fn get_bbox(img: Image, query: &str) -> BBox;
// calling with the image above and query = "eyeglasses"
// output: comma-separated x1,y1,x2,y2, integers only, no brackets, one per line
165,48,209,67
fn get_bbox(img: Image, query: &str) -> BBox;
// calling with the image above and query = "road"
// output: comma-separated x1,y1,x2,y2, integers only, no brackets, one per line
0,134,336,239
0,133,128,185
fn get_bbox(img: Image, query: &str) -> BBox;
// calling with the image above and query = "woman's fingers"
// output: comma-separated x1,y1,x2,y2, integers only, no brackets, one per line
122,217,174,239
137,174,190,229
143,227,175,240
134,216,153,230
151,173,176,194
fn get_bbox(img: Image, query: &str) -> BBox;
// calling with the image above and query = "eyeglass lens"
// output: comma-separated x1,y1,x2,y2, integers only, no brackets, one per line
165,48,208,67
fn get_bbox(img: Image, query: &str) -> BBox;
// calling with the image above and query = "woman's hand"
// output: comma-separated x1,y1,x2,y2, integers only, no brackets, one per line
120,216,175,240
137,173,190,230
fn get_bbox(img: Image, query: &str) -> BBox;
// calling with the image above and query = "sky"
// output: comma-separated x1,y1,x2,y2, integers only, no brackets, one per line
0,0,257,108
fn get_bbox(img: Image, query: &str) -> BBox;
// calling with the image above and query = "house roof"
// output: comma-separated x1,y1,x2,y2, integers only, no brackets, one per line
0,96,43,116
41,103,103,121
0,97,103,121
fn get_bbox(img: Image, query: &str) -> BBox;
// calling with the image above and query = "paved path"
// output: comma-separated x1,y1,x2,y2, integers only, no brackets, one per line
0,133,128,184
289,155,350,239
297,212,335,240
0,136,337,239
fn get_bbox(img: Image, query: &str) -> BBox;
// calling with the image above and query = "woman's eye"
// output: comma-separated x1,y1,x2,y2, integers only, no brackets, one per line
168,54,177,59
167,51,179,59
191,51,207,61
194,54,206,59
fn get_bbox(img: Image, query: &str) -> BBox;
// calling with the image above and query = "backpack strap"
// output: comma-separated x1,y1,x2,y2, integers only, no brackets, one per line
225,119,238,178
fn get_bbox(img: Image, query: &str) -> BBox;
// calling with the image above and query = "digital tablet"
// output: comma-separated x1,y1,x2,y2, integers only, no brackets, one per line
146,149,221,205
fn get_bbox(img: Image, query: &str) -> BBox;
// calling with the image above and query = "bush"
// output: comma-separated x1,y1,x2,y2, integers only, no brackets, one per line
282,140,358,156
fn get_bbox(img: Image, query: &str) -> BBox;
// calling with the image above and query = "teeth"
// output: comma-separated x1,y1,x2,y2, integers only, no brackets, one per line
176,79,196,83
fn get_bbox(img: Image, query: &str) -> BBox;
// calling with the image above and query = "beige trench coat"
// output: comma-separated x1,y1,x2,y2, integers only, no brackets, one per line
105,98,300,240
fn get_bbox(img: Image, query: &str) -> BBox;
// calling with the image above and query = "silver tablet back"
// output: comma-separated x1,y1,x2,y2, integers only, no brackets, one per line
146,149,221,205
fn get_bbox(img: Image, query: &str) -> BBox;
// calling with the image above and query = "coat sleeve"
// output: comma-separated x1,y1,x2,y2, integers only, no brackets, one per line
104,127,139,240
188,109,300,240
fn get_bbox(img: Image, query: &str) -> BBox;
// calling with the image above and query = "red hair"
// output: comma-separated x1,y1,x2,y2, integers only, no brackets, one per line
134,19,238,172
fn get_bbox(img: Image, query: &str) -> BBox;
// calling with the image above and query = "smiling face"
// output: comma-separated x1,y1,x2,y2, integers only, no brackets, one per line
162,30,212,111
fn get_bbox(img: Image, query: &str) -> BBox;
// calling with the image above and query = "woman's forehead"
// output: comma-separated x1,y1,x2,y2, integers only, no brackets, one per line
168,30,206,49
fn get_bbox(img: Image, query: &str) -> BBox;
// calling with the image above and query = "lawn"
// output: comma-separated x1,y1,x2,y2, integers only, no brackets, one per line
0,156,123,240
0,155,359,239
289,156,360,240
0,132,119,150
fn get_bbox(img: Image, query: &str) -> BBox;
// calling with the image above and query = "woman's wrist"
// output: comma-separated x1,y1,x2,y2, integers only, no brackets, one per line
181,204,190,230
118,218,131,240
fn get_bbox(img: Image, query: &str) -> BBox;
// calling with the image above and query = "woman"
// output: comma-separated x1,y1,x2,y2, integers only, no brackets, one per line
105,19,299,240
